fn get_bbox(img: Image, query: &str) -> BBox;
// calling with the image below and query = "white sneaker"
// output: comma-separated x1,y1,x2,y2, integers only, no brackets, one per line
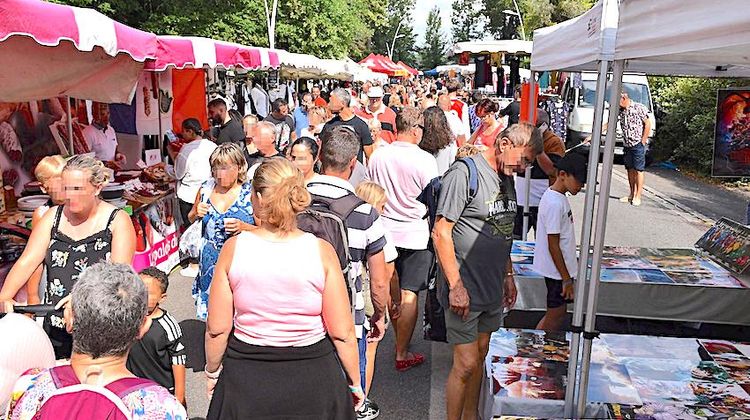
180,265,199,277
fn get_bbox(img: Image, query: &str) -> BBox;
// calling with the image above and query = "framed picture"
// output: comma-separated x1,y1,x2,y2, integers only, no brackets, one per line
713,88,750,177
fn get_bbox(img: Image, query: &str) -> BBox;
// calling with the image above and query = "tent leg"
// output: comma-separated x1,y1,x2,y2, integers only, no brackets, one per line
157,73,164,162
563,59,610,419
521,72,536,241
66,96,73,156
574,60,624,417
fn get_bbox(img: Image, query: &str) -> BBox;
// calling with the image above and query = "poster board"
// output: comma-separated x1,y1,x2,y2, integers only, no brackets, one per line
712,88,750,177
695,218,750,274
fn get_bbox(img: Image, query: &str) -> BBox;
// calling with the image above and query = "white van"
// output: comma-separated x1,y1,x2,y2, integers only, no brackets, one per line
562,72,656,156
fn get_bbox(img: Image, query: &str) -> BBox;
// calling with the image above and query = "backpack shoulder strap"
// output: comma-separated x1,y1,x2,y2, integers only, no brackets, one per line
457,157,479,201
47,384,133,419
49,365,79,389
106,377,158,399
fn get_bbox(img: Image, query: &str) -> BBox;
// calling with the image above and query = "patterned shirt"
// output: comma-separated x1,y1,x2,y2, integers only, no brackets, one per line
8,368,187,420
618,102,649,147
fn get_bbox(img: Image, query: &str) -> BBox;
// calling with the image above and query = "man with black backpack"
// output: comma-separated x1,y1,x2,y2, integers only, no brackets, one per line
304,126,389,420
433,123,543,420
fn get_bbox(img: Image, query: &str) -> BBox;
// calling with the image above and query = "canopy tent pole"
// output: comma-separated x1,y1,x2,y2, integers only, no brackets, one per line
563,59,611,419
574,59,624,417
521,72,536,241
157,74,164,162
66,96,73,156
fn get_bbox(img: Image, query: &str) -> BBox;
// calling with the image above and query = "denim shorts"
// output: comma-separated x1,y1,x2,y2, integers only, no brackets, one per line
623,142,646,172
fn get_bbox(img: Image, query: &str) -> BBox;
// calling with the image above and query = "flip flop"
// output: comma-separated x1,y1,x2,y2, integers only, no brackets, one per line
396,352,425,372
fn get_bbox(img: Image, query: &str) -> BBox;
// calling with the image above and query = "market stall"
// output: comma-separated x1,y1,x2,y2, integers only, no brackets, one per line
359,53,409,78
522,0,750,417
451,40,532,97
484,328,750,419
508,219,750,325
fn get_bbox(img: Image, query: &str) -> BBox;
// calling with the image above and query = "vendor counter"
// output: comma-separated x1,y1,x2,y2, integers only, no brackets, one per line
510,242,750,326
483,328,750,419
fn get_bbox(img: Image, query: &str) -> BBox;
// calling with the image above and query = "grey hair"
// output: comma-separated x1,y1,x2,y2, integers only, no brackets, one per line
70,262,147,359
331,88,351,107
64,154,111,187
319,126,360,173
498,123,544,155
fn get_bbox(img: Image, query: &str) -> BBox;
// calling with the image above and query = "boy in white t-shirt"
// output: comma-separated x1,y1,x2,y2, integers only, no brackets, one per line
533,153,588,331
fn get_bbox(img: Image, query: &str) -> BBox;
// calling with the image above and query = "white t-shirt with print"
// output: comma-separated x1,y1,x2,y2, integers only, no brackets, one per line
532,188,578,280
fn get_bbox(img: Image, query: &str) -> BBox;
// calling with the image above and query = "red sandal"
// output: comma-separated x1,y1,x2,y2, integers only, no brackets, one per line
395,352,425,372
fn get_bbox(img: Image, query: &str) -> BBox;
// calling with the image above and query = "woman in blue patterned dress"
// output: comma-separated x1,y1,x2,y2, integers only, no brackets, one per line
188,143,255,320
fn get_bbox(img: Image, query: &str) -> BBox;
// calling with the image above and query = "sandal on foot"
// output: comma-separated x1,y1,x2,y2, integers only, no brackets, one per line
395,352,425,372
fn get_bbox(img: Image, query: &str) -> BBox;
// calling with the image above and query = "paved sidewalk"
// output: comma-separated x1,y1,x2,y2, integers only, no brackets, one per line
620,166,750,224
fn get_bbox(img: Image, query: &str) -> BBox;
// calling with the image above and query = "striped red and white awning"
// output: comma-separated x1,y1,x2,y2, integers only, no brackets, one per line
0,0,158,103
147,35,281,71
359,54,408,77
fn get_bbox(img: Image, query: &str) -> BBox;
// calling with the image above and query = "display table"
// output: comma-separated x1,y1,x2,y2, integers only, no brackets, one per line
483,328,750,419
510,242,750,326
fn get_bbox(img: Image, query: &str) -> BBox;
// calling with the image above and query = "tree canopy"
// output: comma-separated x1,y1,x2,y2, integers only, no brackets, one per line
369,0,418,64
419,6,448,70
451,0,484,42
482,0,593,40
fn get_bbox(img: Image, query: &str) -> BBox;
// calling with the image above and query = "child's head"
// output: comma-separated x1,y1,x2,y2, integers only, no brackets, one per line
138,267,169,314
34,155,66,204
553,152,588,195
356,181,387,214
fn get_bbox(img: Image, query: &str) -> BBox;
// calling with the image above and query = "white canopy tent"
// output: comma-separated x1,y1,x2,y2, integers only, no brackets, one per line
452,40,533,55
530,0,750,417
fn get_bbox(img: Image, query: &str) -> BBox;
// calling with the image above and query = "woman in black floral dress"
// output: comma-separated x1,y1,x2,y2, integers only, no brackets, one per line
0,155,136,358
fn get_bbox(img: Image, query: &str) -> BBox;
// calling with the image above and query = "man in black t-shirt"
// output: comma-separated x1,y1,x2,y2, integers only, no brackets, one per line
499,85,522,126
322,88,373,163
264,98,296,152
208,98,245,146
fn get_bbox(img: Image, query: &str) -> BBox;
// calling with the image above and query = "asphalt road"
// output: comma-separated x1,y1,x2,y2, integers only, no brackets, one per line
161,163,737,420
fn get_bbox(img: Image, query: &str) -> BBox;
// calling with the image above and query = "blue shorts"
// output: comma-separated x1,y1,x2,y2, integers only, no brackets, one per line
623,143,646,172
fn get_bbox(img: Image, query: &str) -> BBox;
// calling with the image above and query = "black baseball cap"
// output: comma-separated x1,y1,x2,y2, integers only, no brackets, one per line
554,152,588,185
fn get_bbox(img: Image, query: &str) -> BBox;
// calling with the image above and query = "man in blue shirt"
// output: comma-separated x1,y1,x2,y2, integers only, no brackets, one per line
293,92,313,138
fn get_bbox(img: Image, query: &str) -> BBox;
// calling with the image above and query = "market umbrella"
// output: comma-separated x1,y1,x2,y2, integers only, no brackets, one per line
397,61,419,76
359,54,408,77
0,0,158,103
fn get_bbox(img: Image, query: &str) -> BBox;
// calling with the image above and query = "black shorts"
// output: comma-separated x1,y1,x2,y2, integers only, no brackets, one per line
395,247,434,293
545,277,573,309
179,199,193,225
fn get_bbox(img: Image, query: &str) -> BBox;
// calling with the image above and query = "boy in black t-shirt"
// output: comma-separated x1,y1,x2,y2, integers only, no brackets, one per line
127,267,187,407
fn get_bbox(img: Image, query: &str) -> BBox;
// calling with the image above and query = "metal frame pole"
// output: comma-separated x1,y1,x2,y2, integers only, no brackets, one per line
575,60,624,416
157,73,164,162
563,60,610,418
521,72,536,241
66,96,73,155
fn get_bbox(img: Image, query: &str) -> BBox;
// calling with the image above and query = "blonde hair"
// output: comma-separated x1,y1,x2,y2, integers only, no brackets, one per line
252,158,311,232
308,106,330,125
64,154,111,187
456,144,483,159
388,94,403,108
34,155,66,184
356,181,387,210
210,143,249,184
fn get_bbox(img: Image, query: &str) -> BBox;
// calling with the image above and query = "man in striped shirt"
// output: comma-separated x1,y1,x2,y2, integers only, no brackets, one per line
308,126,389,419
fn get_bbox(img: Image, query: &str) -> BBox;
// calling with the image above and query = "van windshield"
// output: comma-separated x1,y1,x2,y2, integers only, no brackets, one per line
579,81,652,111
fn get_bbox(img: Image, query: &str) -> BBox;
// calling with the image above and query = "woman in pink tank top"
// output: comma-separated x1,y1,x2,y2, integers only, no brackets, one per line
204,158,362,419
470,99,504,148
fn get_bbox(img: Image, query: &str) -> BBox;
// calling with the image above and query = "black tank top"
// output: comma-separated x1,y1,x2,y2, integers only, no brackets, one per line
44,205,119,307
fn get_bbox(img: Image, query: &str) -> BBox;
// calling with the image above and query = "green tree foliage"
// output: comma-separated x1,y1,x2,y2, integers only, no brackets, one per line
451,0,483,42
369,0,418,64
482,0,593,39
52,0,385,58
650,77,749,175
419,6,448,70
